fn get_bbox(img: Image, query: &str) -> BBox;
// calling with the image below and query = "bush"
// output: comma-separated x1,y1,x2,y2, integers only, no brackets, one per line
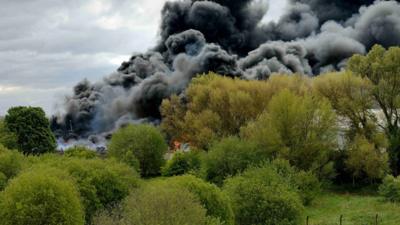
64,146,97,159
379,175,400,202
108,124,168,177
271,159,321,205
33,157,140,223
203,137,270,185
4,106,56,155
162,151,201,176
122,185,211,225
223,165,304,225
152,175,234,225
0,148,26,181
0,168,84,225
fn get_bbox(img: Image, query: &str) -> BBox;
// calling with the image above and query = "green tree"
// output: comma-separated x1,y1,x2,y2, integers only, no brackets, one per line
161,73,311,149
348,45,400,174
203,137,270,185
0,168,84,225
108,124,168,177
242,90,337,177
313,72,377,140
223,164,304,225
4,106,56,155
345,135,389,183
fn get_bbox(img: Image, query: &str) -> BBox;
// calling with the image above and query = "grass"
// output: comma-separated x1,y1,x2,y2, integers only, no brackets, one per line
304,191,400,225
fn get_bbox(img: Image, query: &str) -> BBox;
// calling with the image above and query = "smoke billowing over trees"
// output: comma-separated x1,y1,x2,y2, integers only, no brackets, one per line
52,0,400,140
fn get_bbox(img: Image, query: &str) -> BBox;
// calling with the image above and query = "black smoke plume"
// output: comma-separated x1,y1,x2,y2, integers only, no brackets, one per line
52,0,400,141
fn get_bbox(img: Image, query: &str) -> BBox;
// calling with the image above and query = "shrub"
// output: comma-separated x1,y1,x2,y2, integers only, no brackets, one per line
152,175,234,225
271,159,321,205
64,146,97,159
123,185,210,225
379,175,400,202
33,157,140,223
203,137,270,185
0,148,26,181
108,124,168,177
0,168,84,225
162,151,201,176
4,106,56,155
223,165,304,225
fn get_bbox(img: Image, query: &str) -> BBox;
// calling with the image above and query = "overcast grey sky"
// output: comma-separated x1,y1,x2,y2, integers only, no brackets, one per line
0,0,287,115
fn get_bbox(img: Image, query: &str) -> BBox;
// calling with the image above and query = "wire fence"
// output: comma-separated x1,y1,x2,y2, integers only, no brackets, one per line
305,214,400,225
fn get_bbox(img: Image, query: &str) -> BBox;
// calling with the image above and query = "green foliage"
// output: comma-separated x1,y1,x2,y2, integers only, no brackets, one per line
4,106,56,155
313,72,376,139
348,45,400,174
271,159,321,205
162,151,201,176
161,73,312,149
203,137,270,185
108,124,167,177
0,172,7,191
379,175,400,202
0,168,84,225
242,89,337,177
34,157,140,223
223,164,304,225
0,147,26,181
0,120,18,150
64,146,97,159
122,185,211,225
345,135,389,182
152,175,234,225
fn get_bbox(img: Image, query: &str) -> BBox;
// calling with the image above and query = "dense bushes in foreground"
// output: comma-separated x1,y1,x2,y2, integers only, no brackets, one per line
36,157,140,223
224,164,304,225
0,168,84,225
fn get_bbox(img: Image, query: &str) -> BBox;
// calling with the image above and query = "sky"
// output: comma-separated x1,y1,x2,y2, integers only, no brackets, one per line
0,0,287,115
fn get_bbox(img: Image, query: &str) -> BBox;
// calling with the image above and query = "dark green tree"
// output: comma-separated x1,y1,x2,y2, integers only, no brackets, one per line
4,106,56,155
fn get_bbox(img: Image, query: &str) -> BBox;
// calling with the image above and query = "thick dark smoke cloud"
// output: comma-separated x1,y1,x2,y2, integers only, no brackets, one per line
52,0,400,142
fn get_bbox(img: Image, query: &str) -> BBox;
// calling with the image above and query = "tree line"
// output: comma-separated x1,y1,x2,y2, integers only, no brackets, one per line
0,45,400,225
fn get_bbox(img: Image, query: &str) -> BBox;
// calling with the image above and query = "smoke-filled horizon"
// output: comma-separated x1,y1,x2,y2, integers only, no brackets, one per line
52,0,400,142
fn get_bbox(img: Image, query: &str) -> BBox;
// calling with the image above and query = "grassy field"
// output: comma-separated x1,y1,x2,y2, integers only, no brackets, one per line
304,192,400,225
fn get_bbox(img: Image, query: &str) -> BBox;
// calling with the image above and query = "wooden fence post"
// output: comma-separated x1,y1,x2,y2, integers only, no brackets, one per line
306,216,309,225
340,215,343,225
375,214,378,225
